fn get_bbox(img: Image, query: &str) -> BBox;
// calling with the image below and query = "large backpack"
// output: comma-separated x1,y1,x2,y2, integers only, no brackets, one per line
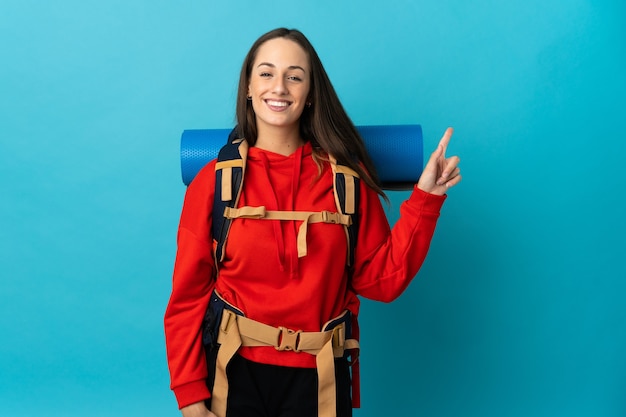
211,128,361,270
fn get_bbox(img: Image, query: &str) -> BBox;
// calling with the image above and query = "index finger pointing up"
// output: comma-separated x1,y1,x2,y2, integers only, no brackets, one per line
439,127,454,154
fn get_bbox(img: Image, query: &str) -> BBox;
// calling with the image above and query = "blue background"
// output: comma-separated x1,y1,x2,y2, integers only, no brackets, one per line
1,1,625,416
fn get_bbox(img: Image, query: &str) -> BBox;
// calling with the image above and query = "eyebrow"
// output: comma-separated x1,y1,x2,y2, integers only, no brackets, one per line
257,62,306,73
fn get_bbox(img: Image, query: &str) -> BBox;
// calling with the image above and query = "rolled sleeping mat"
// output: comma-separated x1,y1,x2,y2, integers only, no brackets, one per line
181,124,423,190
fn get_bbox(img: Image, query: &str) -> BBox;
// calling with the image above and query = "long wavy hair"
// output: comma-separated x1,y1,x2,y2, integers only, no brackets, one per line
235,27,386,200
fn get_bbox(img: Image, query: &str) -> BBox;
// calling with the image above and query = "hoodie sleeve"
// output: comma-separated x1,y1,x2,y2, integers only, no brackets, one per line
350,183,446,302
164,160,217,409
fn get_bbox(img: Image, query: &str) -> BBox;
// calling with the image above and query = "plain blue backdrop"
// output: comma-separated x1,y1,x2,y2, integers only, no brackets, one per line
1,1,625,416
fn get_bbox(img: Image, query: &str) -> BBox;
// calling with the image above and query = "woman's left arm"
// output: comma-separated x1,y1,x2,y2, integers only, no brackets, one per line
350,128,461,302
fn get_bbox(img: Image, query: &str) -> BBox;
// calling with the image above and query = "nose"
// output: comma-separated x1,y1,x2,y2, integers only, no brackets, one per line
272,77,288,95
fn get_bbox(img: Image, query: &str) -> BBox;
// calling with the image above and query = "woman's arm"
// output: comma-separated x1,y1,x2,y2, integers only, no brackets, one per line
350,128,461,301
164,161,218,409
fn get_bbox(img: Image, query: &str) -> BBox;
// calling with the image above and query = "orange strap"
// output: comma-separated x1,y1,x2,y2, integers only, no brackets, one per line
223,206,351,258
210,309,359,417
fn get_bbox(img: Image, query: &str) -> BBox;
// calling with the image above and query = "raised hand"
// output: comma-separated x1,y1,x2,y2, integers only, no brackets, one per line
417,127,461,196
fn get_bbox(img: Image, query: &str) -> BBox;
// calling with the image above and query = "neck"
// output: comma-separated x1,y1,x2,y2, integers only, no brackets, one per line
255,124,304,156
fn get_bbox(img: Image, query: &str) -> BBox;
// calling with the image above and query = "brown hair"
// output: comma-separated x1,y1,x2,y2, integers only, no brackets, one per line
235,27,387,200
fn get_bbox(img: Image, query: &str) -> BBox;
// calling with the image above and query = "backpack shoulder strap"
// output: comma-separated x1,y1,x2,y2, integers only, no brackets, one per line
212,137,360,269
329,155,361,268
212,129,248,264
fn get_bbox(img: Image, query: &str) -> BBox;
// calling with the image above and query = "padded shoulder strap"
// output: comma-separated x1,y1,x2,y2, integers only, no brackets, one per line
330,155,361,268
213,140,360,269
213,129,248,264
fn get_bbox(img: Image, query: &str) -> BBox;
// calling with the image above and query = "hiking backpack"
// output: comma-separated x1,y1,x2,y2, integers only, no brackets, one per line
211,128,361,269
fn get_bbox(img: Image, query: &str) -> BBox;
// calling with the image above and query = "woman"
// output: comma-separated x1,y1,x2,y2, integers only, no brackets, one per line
165,28,461,417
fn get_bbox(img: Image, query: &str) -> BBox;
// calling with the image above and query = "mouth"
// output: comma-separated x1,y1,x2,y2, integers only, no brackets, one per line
265,99,291,111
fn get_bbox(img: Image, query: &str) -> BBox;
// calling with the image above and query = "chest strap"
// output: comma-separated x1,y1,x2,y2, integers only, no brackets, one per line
210,309,359,417
223,206,351,258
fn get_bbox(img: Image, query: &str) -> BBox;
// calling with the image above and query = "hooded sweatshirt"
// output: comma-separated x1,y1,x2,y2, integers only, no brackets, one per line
164,141,446,408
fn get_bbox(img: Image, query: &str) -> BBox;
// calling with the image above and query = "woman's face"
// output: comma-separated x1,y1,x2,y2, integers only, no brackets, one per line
248,37,311,135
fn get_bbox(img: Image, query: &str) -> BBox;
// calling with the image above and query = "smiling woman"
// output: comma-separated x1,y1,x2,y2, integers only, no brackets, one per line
247,38,311,155
164,27,460,417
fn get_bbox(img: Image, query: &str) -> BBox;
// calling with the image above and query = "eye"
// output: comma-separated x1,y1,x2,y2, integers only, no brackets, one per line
259,72,272,78
287,75,302,82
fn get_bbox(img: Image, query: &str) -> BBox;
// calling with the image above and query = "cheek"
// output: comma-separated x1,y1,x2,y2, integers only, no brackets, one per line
248,80,262,96
301,83,311,98
250,98,262,115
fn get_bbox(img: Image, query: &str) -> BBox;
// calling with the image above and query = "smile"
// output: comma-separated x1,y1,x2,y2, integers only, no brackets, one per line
265,99,291,109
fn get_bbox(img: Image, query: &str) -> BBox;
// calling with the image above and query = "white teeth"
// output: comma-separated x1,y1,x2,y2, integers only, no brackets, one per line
266,100,289,107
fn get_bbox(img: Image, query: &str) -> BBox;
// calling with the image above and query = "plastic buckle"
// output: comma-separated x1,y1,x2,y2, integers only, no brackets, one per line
220,310,235,333
332,324,345,349
321,211,336,224
275,327,302,352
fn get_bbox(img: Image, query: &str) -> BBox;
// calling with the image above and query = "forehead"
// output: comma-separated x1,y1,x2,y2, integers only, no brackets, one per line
254,38,309,69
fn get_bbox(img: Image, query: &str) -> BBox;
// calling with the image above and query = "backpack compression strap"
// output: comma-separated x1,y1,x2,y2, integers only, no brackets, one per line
329,156,360,268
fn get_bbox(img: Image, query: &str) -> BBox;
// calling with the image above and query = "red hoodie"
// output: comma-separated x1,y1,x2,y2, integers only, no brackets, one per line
164,141,446,408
